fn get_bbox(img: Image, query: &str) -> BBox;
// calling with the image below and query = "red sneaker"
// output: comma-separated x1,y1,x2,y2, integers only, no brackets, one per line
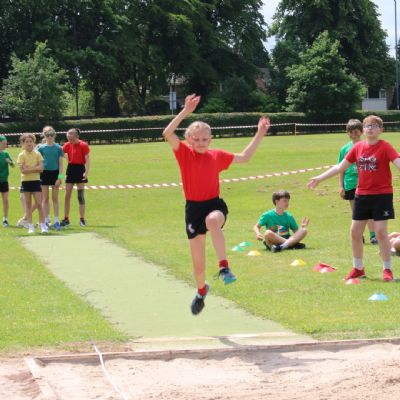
383,269,394,282
345,268,366,280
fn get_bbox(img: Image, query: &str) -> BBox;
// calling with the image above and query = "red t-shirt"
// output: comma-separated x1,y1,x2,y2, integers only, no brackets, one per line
345,139,399,195
174,141,234,201
62,140,90,165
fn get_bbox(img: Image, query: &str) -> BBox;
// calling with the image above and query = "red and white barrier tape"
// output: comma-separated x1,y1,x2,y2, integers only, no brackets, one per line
8,165,332,191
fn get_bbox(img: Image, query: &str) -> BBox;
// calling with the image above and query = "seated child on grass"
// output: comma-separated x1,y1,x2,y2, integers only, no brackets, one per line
253,190,309,253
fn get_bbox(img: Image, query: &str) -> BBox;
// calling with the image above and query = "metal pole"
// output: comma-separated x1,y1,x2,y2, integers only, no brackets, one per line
395,0,399,109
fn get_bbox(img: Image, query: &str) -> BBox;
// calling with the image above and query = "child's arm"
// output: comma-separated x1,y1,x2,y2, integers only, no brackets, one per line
55,155,64,187
253,223,264,241
232,117,270,164
392,157,400,170
308,159,351,189
83,154,90,180
162,94,201,151
339,172,345,198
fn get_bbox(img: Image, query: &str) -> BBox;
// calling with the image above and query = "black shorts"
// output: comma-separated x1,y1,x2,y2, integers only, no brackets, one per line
21,180,42,193
353,194,394,221
40,170,59,186
0,181,9,193
66,164,87,184
344,188,356,201
185,197,228,239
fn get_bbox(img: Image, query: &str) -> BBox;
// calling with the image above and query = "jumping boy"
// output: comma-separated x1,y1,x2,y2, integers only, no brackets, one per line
308,115,400,282
0,135,14,227
338,119,376,244
163,93,270,315
253,190,309,252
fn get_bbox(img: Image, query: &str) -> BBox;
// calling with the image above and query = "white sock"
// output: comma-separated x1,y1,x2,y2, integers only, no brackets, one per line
54,216,59,223
383,261,392,270
281,242,289,249
353,258,363,269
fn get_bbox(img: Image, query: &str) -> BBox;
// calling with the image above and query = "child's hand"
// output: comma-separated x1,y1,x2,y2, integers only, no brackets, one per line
256,233,263,241
257,116,270,136
6,158,14,167
301,218,310,228
183,94,201,114
339,187,345,198
307,178,319,189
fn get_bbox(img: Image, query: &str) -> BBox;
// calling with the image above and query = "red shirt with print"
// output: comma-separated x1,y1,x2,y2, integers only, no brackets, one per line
345,140,399,195
62,140,90,165
174,141,234,201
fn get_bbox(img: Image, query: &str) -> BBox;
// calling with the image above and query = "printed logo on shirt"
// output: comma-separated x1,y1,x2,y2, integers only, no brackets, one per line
358,155,378,172
272,225,289,237
383,211,390,217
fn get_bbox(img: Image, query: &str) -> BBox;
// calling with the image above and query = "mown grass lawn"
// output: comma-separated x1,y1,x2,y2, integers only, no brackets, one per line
2,130,400,351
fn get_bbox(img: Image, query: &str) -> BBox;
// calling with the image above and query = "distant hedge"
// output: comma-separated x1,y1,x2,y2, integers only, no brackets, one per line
2,110,400,146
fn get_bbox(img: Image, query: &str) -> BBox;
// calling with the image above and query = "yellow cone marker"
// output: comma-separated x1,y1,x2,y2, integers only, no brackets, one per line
247,250,261,256
290,259,306,266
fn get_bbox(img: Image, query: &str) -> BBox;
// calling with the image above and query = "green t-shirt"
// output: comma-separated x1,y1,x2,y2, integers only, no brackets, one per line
0,151,13,182
338,141,358,191
257,209,298,238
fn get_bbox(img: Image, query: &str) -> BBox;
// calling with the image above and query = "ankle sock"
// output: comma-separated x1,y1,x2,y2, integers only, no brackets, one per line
198,285,207,297
219,259,228,269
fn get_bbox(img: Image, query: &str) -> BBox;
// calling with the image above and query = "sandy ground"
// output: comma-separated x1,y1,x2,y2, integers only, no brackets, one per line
2,342,400,400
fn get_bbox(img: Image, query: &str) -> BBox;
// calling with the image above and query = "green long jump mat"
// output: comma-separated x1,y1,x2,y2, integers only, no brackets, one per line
21,233,310,343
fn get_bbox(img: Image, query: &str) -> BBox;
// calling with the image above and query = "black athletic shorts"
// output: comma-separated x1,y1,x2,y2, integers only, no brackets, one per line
185,197,228,239
21,180,42,193
66,164,87,184
40,170,59,186
353,194,394,221
0,181,9,193
344,188,356,201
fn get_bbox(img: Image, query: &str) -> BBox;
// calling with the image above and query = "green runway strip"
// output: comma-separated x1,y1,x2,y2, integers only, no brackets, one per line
21,233,310,342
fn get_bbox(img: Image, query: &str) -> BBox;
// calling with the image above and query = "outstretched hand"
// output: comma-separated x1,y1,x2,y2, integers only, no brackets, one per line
183,94,201,114
301,217,310,228
258,116,270,136
307,178,319,189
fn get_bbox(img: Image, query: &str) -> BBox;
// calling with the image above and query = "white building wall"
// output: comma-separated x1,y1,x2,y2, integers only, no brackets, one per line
361,98,387,111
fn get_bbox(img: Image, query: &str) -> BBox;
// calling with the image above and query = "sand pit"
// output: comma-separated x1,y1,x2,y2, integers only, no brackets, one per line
2,340,400,400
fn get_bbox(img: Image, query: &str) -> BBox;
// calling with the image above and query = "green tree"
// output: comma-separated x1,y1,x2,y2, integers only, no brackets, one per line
270,0,394,107
286,31,363,120
0,42,68,120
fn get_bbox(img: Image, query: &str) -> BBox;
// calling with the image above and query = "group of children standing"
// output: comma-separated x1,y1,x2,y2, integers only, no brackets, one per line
0,127,90,233
164,94,400,315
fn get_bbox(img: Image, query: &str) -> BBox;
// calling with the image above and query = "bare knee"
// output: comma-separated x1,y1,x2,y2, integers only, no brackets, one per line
205,214,223,231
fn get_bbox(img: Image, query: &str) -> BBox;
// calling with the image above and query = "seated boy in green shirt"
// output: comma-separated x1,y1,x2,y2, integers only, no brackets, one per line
253,190,309,252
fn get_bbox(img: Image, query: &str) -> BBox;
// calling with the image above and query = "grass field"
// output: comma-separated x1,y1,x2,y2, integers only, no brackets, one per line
2,131,400,351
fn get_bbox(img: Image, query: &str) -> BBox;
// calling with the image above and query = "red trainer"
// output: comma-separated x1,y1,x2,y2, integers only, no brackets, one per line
383,269,394,282
345,268,366,280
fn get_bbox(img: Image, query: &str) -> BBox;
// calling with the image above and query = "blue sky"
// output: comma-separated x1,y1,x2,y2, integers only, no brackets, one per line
261,1,397,56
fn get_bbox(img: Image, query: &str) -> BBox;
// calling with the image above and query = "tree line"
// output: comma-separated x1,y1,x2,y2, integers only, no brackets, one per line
0,0,395,121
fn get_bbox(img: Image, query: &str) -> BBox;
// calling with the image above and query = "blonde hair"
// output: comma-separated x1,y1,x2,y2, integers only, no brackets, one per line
184,121,211,139
363,115,383,128
42,125,56,137
20,132,36,144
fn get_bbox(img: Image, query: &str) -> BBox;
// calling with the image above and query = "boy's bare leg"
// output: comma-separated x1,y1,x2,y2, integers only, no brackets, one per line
64,183,73,218
77,182,85,219
264,230,286,246
351,220,368,259
283,227,307,248
189,234,207,289
2,192,8,219
205,211,226,260
374,220,391,263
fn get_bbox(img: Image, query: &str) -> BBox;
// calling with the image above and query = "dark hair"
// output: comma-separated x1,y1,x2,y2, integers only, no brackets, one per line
67,127,80,136
272,190,290,205
346,119,363,133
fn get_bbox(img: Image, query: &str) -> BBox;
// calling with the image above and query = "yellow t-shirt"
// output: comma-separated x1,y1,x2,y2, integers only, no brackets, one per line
17,150,43,182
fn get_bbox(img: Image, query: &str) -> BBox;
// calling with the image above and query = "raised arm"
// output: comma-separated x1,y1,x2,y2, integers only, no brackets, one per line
162,94,201,151
233,117,270,164
308,159,351,189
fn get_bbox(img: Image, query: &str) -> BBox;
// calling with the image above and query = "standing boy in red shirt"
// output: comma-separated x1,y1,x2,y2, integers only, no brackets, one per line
308,115,400,282
163,94,270,315
61,128,90,227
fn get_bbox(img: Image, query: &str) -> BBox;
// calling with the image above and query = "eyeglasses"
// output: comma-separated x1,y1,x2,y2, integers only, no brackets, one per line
363,124,380,129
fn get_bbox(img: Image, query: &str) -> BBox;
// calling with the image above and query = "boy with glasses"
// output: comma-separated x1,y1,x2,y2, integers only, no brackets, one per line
308,115,400,282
